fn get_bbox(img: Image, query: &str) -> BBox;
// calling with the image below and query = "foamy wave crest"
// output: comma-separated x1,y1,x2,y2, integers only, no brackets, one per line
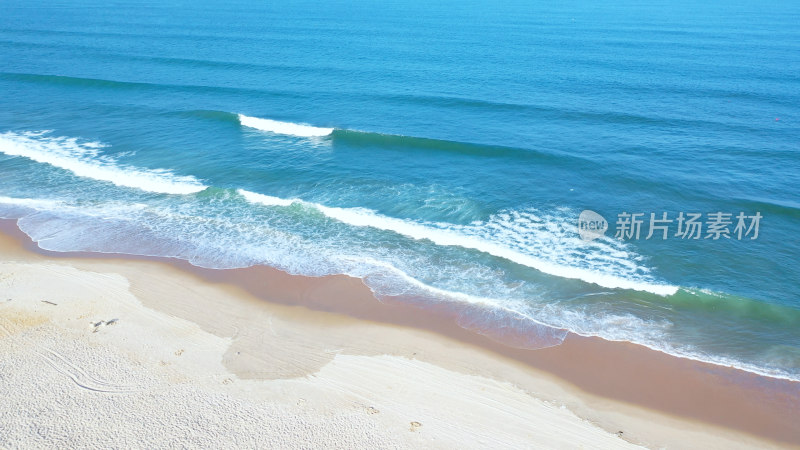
0,196,63,210
0,131,207,195
236,188,297,207
238,114,334,137
237,189,677,295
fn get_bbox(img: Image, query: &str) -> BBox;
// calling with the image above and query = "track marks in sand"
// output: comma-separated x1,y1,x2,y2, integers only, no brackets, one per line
36,347,137,394
1,313,136,394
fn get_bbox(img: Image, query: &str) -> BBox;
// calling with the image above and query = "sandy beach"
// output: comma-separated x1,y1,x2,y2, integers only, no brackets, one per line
3,0,799,447
0,219,797,449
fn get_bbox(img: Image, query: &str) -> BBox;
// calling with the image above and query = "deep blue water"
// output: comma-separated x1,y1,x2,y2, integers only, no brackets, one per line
1,0,799,379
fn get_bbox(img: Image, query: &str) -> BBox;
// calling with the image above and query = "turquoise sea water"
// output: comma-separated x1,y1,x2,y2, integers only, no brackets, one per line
1,0,799,379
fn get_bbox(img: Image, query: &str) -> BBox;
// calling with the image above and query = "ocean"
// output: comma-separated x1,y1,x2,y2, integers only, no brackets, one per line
1,0,799,380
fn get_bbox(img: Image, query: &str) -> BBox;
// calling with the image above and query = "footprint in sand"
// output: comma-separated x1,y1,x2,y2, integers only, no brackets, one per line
90,319,119,333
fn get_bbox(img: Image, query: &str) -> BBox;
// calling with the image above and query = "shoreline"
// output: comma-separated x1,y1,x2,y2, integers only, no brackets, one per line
1,217,798,447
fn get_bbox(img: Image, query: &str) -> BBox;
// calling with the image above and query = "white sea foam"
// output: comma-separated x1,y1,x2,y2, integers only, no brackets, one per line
0,196,149,221
0,196,63,210
237,189,678,296
0,131,207,195
236,188,298,207
238,114,334,137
